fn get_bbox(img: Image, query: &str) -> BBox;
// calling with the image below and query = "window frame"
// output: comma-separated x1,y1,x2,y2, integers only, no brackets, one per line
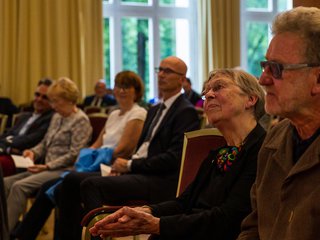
240,0,292,75
103,0,198,100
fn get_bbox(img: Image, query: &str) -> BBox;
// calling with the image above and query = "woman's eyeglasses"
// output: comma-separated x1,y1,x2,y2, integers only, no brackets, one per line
34,92,49,100
114,84,133,91
260,60,320,79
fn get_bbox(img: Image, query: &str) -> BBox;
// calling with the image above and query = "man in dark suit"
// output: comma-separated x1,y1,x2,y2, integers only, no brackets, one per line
0,78,54,176
183,77,201,105
82,80,117,108
55,56,200,239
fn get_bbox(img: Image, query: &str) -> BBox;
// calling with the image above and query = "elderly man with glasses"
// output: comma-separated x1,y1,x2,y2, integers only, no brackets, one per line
0,78,54,176
237,7,320,240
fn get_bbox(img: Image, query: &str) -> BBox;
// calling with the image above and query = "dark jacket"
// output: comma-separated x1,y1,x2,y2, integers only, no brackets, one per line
151,124,266,240
131,94,200,202
83,94,116,108
183,89,201,106
0,110,54,154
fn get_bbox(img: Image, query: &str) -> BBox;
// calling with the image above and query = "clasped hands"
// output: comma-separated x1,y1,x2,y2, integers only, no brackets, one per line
109,157,130,175
89,206,160,238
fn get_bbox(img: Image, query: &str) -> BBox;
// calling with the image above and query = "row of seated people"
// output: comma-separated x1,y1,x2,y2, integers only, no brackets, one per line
0,76,130,177
1,7,319,240
0,74,208,177
1,56,200,240
82,7,320,240
85,66,266,240
2,56,267,240
0,77,117,135
2,70,150,239
0,59,276,239
0,57,272,239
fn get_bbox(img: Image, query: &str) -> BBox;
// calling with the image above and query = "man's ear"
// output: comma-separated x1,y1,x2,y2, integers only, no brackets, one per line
180,76,186,85
245,95,258,109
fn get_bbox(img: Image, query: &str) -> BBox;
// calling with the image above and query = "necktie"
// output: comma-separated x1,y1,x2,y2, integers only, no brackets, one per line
144,103,166,141
93,97,100,107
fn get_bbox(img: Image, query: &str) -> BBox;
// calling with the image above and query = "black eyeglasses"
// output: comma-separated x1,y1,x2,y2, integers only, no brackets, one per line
38,78,53,86
154,67,184,76
260,61,320,79
34,92,49,100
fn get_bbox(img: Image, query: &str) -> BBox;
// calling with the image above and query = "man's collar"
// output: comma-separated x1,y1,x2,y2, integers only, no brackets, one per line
161,92,182,109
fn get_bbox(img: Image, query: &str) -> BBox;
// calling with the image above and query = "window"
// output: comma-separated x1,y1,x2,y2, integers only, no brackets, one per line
103,0,198,101
240,0,292,77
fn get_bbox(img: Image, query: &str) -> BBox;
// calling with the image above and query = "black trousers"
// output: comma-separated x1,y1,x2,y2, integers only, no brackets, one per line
57,172,152,240
80,174,153,211
56,172,100,240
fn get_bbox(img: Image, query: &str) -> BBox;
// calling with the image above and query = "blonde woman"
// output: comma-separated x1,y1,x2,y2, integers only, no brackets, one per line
4,77,92,233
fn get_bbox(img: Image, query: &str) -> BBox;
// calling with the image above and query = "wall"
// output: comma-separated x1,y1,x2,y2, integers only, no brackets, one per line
294,0,320,7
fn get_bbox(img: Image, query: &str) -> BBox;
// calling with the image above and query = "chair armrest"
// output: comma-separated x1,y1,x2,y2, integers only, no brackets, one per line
81,200,149,240
81,206,126,240
81,206,123,227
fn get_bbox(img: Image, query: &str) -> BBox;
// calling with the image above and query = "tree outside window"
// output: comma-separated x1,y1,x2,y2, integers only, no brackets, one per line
103,0,196,102
241,0,292,77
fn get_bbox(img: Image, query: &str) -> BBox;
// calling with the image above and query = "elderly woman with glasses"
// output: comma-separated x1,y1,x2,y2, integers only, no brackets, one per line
88,69,266,240
4,77,92,234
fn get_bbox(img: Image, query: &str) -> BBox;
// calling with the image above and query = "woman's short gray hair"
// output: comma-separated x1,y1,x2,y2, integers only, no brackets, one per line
207,69,265,120
48,77,79,104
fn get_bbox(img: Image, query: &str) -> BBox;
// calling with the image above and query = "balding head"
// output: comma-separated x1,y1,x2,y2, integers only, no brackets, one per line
157,56,188,100
162,56,188,76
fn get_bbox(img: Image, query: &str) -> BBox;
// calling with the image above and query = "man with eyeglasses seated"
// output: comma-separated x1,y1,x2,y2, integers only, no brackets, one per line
237,7,320,240
0,78,54,176
55,56,200,240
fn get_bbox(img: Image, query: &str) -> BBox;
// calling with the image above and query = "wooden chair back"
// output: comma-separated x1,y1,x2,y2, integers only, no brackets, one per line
11,112,30,128
0,114,8,134
176,128,226,196
87,113,108,144
81,128,227,240
84,106,103,115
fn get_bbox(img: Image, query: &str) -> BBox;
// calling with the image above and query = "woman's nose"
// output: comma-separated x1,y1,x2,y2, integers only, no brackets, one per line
205,90,216,100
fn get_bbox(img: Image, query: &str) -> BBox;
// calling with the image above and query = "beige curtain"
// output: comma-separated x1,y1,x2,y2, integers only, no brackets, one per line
0,0,103,105
198,0,240,82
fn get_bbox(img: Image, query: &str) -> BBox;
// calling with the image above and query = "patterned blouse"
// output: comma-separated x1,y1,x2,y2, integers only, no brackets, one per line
31,109,92,170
